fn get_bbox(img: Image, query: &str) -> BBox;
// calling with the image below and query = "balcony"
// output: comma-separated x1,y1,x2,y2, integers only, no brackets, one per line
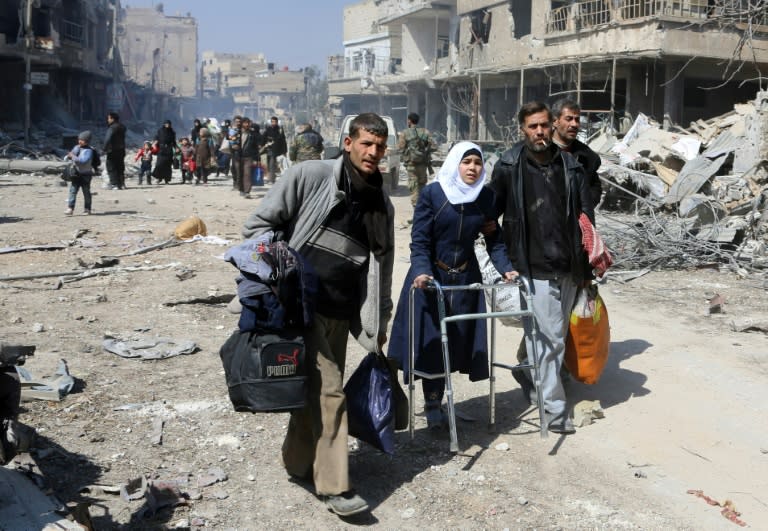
544,0,762,35
61,19,84,45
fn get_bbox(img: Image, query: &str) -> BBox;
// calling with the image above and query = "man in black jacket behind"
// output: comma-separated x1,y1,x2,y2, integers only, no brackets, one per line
262,116,287,184
104,111,127,190
551,99,602,207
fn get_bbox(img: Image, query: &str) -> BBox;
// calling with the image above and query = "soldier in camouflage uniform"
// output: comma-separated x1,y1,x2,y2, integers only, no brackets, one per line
397,112,436,221
289,123,324,163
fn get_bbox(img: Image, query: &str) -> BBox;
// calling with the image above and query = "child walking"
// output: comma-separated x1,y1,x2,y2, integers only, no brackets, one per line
134,140,156,185
65,131,97,215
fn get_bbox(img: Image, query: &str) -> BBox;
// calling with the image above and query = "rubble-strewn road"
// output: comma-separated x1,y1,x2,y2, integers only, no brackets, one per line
1,171,767,529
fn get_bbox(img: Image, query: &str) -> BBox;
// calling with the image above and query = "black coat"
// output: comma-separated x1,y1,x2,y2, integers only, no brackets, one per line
567,139,602,207
241,127,262,159
263,125,287,156
155,126,177,156
104,122,126,154
488,142,594,286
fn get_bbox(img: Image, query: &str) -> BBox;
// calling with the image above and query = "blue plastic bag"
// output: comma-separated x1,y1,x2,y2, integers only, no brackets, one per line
251,163,264,186
344,352,395,454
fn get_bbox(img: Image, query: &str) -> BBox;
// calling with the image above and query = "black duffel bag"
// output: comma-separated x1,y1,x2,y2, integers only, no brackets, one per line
219,329,307,413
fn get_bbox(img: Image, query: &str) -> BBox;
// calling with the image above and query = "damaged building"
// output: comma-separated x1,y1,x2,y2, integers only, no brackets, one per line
0,0,121,136
201,51,308,125
329,0,768,141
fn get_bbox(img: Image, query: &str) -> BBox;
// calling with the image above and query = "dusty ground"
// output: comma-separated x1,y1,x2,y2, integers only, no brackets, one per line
1,167,767,530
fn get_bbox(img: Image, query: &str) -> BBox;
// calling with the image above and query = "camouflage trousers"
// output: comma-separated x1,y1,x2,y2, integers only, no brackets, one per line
406,164,429,207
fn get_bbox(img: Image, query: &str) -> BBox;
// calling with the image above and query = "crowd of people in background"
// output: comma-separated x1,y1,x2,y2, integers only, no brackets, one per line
96,114,308,193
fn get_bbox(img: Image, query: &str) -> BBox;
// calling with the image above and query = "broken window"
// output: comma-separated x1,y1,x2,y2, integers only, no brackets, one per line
469,9,492,45
364,50,375,74
509,0,532,38
437,35,449,58
352,51,363,72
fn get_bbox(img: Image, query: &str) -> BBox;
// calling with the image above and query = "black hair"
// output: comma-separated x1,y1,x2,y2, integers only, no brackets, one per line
349,113,388,139
407,112,420,124
551,98,581,119
517,101,552,127
108,111,120,121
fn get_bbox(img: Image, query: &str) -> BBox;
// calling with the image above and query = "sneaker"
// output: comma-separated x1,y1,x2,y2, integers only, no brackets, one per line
65,208,73,216
321,490,369,516
545,411,575,434
83,209,91,215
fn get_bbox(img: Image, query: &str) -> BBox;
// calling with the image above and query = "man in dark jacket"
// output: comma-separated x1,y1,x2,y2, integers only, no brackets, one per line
488,101,594,435
552,99,602,207
238,117,261,198
262,116,287,183
104,111,127,190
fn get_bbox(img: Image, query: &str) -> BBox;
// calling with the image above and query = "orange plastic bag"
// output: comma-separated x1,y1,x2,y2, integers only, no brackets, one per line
564,286,610,384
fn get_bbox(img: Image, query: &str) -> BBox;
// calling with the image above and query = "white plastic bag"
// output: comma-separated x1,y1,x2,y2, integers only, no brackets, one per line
474,239,522,328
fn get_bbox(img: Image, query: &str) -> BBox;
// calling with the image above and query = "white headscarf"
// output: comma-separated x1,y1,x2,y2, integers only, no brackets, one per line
436,141,486,205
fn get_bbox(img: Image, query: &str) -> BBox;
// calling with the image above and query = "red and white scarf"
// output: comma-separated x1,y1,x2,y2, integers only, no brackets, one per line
579,213,613,278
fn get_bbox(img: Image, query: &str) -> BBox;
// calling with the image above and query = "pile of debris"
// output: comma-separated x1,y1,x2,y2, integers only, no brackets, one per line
592,91,768,275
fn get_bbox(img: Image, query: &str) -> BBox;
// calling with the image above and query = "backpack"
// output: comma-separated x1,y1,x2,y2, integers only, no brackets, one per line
403,127,431,165
90,149,101,169
304,130,323,150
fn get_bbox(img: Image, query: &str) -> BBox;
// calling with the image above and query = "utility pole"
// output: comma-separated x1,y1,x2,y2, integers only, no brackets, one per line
23,0,33,147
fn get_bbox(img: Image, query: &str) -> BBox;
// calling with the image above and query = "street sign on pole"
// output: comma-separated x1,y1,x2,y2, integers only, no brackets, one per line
30,72,48,85
106,83,124,111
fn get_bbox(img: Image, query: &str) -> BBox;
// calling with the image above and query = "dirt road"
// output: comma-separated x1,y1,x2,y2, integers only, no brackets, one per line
1,169,766,529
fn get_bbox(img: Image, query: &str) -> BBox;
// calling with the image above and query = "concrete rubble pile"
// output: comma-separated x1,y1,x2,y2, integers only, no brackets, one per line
0,121,149,179
590,91,768,275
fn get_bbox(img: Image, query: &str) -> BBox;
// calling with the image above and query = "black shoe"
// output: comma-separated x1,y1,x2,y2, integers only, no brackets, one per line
321,490,369,516
545,411,575,434
511,365,537,406
424,402,448,430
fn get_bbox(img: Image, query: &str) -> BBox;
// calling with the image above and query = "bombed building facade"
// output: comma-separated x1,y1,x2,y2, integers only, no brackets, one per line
329,0,768,140
0,0,120,133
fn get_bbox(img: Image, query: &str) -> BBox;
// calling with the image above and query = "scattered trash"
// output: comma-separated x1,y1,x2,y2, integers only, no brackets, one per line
102,337,199,360
708,293,726,314
119,476,148,502
150,418,164,446
573,400,605,428
163,294,234,306
174,216,207,240
197,467,227,488
687,489,747,527
17,359,75,401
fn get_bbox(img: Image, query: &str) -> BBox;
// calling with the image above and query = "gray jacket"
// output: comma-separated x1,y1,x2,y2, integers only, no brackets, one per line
242,157,395,353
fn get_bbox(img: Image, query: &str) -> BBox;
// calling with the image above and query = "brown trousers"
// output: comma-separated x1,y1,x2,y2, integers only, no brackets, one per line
239,157,253,194
282,315,350,495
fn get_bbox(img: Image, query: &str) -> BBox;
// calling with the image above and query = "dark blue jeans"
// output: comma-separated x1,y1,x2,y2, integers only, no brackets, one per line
68,174,92,211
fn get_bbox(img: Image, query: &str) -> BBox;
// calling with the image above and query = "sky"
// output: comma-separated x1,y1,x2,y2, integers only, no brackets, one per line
124,0,351,71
